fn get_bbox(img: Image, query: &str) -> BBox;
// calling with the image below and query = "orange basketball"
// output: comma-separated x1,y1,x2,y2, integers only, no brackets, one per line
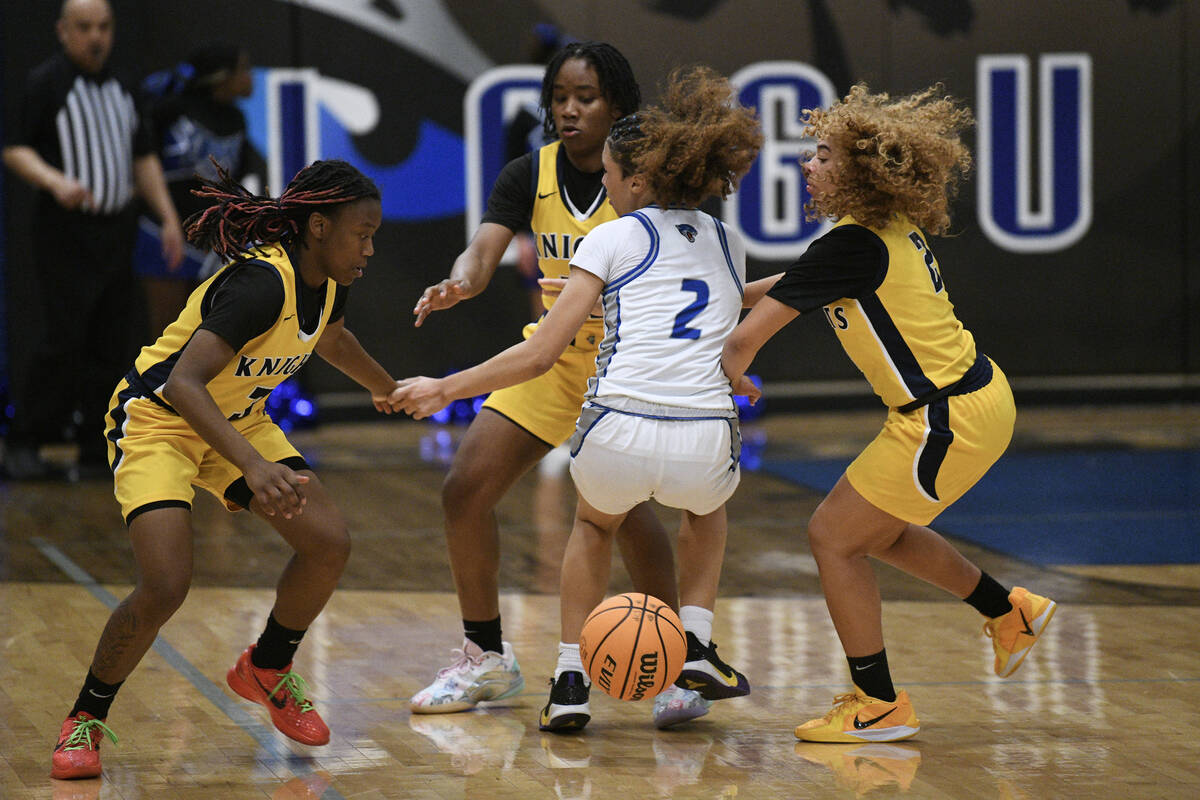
579,592,687,701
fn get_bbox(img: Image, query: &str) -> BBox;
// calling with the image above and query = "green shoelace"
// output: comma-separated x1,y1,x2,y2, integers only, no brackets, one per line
268,670,316,713
63,716,119,751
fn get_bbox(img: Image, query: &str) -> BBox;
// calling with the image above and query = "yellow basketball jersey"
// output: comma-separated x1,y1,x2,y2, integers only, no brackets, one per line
128,244,335,422
530,141,617,326
479,142,617,443
824,215,977,408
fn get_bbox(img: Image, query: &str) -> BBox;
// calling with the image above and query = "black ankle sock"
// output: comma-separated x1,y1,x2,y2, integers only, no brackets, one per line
70,670,124,720
965,572,1013,618
252,613,306,670
847,650,896,702
464,616,503,654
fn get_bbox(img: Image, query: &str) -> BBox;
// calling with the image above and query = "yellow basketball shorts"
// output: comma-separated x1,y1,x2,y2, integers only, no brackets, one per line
845,359,1016,525
481,320,601,447
105,382,302,523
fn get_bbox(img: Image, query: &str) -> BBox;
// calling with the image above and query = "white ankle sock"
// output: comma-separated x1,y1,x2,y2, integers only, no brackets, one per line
556,642,586,682
680,606,714,647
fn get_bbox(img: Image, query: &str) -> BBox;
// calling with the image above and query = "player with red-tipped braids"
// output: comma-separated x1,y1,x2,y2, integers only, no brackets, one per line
50,159,401,780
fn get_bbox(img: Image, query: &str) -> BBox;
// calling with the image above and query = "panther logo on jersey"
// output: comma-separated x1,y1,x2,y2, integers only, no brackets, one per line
676,224,698,242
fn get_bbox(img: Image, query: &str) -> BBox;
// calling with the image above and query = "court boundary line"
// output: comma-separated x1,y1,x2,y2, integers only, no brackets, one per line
32,536,346,800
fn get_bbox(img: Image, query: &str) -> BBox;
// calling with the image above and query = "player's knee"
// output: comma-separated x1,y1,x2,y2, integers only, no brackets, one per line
134,573,191,622
807,505,849,558
442,468,490,522
320,526,351,569
308,523,351,570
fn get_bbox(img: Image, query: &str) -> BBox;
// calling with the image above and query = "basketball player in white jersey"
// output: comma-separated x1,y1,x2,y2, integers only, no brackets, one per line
392,66,763,731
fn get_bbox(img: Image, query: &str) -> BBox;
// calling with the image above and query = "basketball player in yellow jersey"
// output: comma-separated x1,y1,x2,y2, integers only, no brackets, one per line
410,41,708,727
51,160,402,780
723,84,1056,744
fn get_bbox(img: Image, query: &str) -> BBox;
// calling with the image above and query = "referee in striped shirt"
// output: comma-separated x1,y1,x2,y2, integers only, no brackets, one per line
2,0,183,480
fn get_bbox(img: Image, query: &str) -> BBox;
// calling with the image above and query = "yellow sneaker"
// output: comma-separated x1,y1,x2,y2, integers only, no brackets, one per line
795,690,919,743
983,587,1057,677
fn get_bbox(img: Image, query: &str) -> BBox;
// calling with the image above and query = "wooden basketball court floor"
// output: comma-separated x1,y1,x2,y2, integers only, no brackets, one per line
2,404,1198,799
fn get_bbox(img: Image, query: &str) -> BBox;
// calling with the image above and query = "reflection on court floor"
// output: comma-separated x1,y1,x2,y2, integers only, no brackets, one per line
3,406,1199,798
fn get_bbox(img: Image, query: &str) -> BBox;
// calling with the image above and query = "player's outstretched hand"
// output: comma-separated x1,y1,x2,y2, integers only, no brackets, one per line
373,380,407,414
537,277,566,302
389,377,449,419
731,374,762,406
413,279,472,327
245,460,309,519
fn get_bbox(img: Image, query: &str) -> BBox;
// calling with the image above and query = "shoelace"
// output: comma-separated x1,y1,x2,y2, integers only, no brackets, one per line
62,717,119,751
823,692,865,721
267,670,316,713
435,648,482,679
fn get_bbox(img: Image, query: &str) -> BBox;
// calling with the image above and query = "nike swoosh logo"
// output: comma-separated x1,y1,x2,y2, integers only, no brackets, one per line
712,665,740,685
686,666,740,687
853,663,876,671
288,639,303,644
1020,609,1034,636
853,707,895,729
88,689,114,698
254,673,288,709
538,191,557,199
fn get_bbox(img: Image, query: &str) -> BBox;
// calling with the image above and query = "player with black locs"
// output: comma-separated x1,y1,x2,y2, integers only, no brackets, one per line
395,65,764,733
51,159,404,780
406,41,715,727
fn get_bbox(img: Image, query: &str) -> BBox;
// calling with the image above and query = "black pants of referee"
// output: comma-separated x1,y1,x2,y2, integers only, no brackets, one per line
7,204,139,466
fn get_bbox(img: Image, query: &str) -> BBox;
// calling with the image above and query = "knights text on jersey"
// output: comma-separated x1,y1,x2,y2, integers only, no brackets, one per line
126,244,336,421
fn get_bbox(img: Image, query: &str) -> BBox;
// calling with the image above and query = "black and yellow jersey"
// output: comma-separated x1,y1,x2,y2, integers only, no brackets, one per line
124,243,340,422
528,141,618,309
768,214,978,408
482,141,616,341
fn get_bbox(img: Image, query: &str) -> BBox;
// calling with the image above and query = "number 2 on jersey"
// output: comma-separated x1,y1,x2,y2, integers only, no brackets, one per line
908,231,944,292
671,278,709,339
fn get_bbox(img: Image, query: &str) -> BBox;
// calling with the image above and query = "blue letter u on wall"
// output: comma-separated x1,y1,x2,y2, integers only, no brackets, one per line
977,53,1092,253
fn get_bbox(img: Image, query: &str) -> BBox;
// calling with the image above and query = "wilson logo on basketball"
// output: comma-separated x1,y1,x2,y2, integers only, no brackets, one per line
629,652,659,701
580,592,686,701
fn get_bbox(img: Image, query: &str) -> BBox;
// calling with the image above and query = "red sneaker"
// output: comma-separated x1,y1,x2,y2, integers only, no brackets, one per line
226,646,330,746
51,712,117,779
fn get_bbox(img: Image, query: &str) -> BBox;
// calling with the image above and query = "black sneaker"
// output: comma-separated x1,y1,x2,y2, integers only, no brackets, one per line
538,671,590,732
674,633,751,700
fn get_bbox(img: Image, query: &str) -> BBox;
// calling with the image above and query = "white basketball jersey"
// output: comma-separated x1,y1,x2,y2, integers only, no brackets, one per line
569,206,746,411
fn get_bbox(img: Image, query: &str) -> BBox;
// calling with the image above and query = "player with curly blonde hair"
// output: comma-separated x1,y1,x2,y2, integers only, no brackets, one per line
396,65,763,732
724,83,1056,743
801,83,972,233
